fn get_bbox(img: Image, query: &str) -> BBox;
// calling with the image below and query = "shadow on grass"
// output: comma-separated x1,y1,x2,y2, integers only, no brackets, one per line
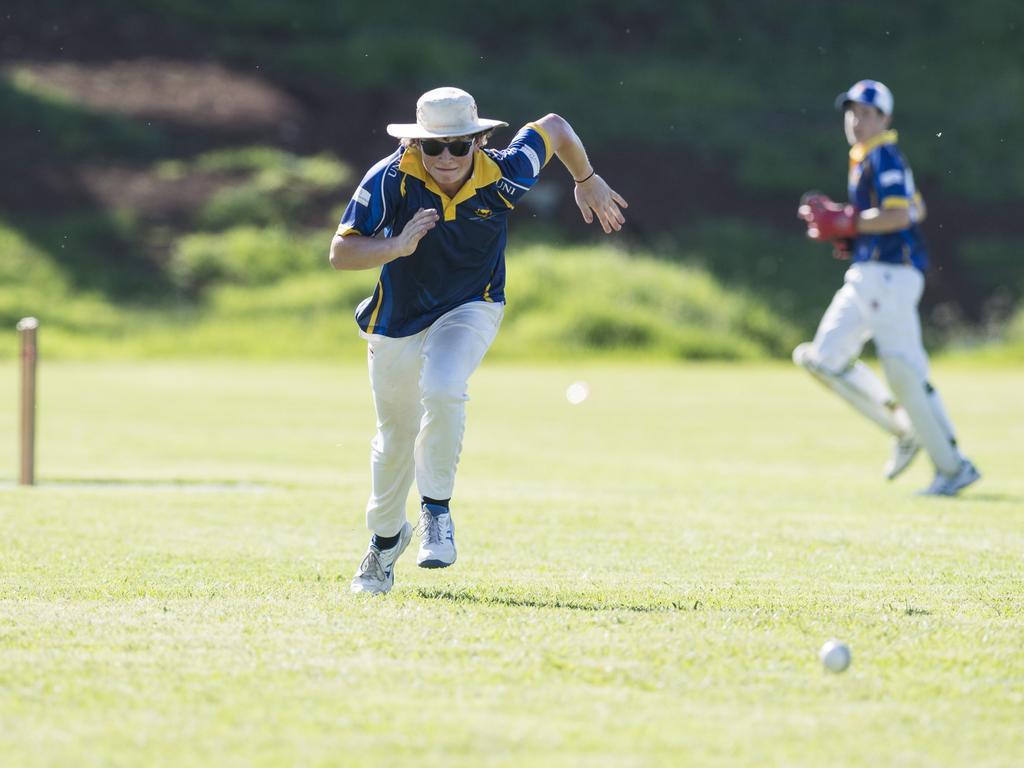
958,492,1024,505
415,586,695,613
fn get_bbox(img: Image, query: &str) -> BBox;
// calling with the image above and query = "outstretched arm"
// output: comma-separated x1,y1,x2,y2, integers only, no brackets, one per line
534,113,628,234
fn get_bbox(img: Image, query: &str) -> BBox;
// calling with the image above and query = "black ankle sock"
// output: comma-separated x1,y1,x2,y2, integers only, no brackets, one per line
372,532,400,550
422,496,450,510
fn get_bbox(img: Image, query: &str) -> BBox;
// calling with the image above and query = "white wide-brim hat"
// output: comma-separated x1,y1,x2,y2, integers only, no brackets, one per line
386,87,507,139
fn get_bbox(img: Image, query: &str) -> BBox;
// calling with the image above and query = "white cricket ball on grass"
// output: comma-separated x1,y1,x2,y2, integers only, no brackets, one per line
819,640,852,673
565,381,590,405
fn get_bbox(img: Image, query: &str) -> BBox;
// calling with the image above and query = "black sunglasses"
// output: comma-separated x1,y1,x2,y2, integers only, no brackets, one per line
420,138,474,157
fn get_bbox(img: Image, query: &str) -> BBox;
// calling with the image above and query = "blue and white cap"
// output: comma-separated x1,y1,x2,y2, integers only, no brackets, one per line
834,79,894,116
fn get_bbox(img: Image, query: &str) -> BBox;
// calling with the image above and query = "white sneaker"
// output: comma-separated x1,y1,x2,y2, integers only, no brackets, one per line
919,459,981,497
350,521,413,594
884,435,920,480
417,503,456,568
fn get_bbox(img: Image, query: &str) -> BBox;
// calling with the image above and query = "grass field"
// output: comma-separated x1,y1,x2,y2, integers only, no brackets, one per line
1,361,1022,767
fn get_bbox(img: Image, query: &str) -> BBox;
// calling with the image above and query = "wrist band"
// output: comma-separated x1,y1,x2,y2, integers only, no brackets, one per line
575,170,596,184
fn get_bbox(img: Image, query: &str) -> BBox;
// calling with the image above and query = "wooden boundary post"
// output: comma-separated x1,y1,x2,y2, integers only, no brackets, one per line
17,317,38,486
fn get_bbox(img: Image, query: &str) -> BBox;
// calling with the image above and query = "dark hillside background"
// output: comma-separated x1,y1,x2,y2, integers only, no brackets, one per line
2,0,1022,355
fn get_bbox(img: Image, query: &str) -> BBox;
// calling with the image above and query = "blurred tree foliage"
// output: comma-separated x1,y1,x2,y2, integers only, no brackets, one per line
2,0,1022,358
104,0,1024,199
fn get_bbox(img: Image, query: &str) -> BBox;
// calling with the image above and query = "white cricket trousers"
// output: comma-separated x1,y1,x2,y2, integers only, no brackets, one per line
809,261,964,474
362,300,504,537
812,261,928,376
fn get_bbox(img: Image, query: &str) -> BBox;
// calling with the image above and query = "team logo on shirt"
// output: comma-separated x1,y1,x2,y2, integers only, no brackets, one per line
472,208,494,220
497,180,519,197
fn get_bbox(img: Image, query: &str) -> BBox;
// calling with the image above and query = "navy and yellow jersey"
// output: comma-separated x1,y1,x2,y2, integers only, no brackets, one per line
847,130,928,272
337,123,553,337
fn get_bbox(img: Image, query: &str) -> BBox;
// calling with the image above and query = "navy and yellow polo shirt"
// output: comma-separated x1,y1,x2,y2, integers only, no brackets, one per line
847,130,928,272
337,123,552,337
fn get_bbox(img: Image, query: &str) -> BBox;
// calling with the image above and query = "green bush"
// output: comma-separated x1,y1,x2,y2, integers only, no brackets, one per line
177,148,350,230
1004,306,1024,351
494,244,800,360
958,238,1024,313
170,227,326,290
1,70,166,160
0,221,65,289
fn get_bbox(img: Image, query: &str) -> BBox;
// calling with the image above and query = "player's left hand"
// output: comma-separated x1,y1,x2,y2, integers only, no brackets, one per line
575,175,628,234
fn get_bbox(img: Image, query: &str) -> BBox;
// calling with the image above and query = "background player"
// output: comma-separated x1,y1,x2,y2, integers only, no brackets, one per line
793,79,980,496
331,87,628,594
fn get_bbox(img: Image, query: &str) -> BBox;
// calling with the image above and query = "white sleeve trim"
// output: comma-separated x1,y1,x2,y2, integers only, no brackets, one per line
879,169,905,187
522,146,541,177
501,176,530,192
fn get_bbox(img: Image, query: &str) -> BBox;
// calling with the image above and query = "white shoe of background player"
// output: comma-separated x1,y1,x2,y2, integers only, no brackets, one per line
350,522,413,594
417,503,456,568
919,459,981,497
884,435,920,480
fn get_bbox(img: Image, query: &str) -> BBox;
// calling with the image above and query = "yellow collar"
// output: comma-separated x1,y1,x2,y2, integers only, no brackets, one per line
849,130,898,163
398,146,504,221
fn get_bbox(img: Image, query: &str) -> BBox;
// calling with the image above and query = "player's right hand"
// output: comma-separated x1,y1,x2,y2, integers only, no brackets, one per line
395,208,439,257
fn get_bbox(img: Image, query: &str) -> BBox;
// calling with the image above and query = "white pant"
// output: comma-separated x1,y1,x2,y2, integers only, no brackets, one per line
362,301,504,536
812,262,929,379
806,262,964,474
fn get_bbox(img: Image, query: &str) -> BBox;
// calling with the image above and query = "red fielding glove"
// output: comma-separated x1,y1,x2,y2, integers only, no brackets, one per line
797,192,858,242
